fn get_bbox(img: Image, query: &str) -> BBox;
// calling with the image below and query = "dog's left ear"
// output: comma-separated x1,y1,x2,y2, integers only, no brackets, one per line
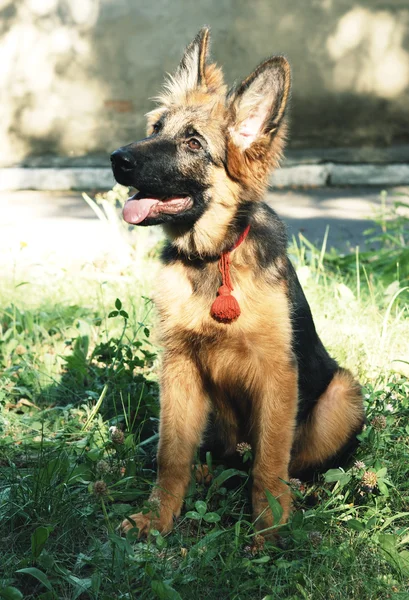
228,57,291,150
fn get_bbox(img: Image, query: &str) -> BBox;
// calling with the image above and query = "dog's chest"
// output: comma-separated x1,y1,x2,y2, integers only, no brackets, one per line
154,261,218,332
154,261,293,361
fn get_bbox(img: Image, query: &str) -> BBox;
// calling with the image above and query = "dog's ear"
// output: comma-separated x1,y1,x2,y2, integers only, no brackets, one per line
171,27,210,94
228,57,291,150
153,27,225,108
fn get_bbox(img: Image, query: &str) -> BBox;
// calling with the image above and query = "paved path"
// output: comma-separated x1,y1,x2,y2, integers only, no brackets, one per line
269,187,389,251
1,187,405,266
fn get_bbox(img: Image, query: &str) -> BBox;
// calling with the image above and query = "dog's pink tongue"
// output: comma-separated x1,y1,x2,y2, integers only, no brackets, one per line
123,197,158,224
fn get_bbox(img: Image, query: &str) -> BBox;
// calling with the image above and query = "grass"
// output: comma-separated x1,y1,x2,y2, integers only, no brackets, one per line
0,187,409,600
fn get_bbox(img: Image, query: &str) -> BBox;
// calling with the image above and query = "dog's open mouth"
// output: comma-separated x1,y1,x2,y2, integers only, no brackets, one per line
122,192,193,224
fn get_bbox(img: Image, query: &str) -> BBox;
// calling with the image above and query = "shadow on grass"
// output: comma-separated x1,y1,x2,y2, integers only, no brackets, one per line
1,297,160,445
39,332,160,436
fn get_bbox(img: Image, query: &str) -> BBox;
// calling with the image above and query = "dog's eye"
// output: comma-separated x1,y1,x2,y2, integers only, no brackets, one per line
152,122,161,134
187,138,202,151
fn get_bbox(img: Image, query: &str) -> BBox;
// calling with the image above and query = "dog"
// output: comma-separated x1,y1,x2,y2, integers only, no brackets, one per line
111,27,365,537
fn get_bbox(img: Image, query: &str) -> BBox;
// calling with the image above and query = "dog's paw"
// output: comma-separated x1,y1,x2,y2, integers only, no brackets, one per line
120,511,173,537
252,492,291,538
253,513,277,538
192,463,213,485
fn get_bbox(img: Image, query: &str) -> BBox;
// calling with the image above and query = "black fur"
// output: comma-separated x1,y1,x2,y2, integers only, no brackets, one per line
162,197,340,433
111,79,361,477
286,259,339,424
247,203,340,426
111,134,211,228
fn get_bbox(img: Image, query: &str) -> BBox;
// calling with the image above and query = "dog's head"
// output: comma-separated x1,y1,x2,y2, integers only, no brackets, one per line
111,27,290,245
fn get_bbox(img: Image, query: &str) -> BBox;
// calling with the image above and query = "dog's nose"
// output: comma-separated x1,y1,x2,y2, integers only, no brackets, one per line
110,149,136,172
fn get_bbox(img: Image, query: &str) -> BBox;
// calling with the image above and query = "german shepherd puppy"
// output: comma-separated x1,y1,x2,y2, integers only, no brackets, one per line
111,27,365,537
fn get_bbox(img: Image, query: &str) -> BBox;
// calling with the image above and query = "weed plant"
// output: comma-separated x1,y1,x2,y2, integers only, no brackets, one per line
0,189,408,599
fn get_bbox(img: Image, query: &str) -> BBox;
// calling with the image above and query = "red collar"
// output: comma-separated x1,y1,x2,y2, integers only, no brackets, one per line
230,224,251,252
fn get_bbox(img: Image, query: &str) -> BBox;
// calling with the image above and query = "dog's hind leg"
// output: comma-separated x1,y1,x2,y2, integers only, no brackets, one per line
290,369,365,478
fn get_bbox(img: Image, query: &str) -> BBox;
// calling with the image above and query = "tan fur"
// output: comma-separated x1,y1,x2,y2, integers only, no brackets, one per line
226,56,290,195
154,62,226,108
122,352,211,536
120,28,363,539
226,123,287,196
145,106,167,135
153,27,226,110
204,63,226,93
164,166,241,257
290,369,365,473
122,235,299,536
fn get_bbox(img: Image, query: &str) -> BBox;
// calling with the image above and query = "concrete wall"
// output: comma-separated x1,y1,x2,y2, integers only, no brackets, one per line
1,0,409,167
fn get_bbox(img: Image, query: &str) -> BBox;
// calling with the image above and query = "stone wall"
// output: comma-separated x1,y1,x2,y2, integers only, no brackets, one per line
1,0,409,166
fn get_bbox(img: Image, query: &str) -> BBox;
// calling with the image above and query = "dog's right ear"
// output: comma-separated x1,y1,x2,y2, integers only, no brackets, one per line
159,27,211,102
154,27,225,108
174,27,210,92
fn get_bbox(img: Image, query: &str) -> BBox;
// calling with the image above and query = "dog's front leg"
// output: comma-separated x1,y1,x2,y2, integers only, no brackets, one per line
122,352,209,537
251,364,298,535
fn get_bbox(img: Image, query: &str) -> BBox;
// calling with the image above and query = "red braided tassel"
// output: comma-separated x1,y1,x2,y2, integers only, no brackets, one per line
211,284,241,322
210,226,250,323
